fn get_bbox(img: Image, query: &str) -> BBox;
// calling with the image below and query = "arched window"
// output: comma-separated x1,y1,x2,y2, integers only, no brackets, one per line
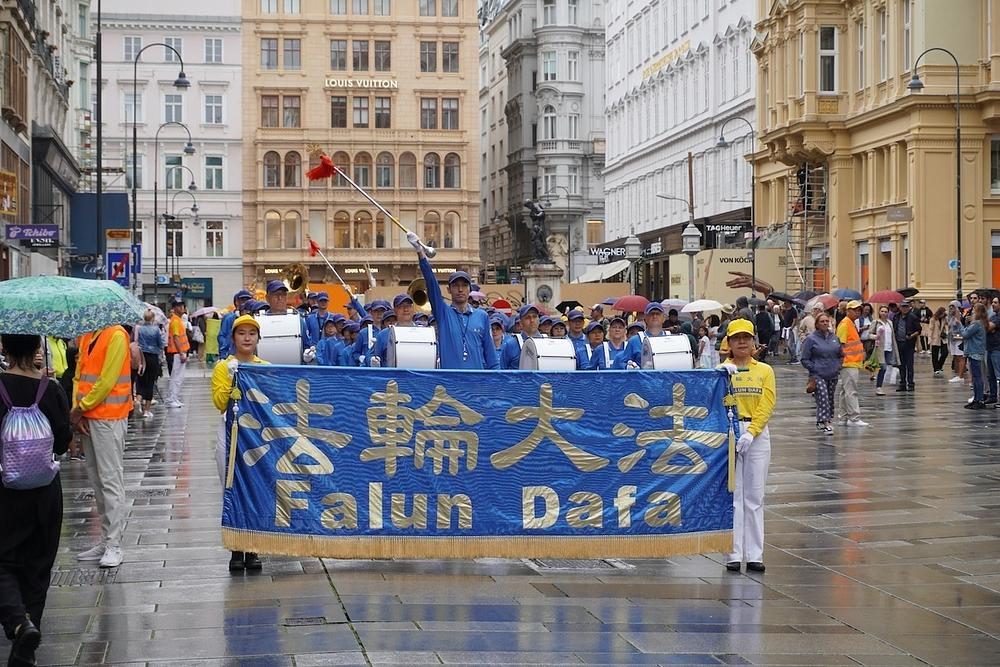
333,211,351,248
443,211,459,248
263,151,281,187
423,211,440,248
264,210,281,248
332,151,350,187
423,153,441,189
283,211,300,248
399,152,417,188
376,152,394,188
444,153,461,189
354,211,373,248
375,212,387,248
284,151,301,188
354,152,372,188
308,153,326,189
542,105,556,139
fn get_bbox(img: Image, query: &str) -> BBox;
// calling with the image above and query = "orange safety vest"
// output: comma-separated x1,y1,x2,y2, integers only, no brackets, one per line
166,314,190,354
837,317,864,368
76,326,133,419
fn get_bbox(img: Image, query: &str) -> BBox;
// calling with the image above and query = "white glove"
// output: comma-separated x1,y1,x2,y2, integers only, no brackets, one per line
736,431,754,454
406,231,425,256
625,360,639,370
302,346,316,364
720,363,739,376
226,358,239,375
370,355,381,367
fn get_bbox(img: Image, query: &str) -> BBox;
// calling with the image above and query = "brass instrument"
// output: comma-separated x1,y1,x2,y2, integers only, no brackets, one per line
407,278,429,308
282,262,309,296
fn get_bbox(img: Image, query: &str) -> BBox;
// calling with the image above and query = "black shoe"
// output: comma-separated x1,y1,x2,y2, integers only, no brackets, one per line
228,551,245,572
244,552,262,571
746,562,766,573
725,561,741,572
985,398,997,405
8,618,41,666
896,386,909,392
964,401,986,410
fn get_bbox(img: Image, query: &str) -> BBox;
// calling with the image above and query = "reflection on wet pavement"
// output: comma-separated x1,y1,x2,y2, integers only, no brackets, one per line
5,358,1000,665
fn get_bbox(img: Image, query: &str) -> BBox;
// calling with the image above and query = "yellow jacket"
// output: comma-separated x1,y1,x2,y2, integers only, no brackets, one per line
211,355,267,412
724,358,776,437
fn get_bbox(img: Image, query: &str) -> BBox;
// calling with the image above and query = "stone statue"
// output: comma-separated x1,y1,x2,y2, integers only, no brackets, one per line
525,199,549,263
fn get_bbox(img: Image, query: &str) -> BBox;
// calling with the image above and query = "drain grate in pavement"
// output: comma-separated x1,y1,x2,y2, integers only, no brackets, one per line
75,488,174,502
283,616,327,626
50,568,118,587
531,558,618,570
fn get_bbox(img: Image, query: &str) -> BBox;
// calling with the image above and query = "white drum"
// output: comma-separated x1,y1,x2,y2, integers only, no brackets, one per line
388,326,438,369
641,334,694,370
255,313,303,365
519,337,578,371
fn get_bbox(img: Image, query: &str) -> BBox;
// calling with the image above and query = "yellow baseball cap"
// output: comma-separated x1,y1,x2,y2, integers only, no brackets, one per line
232,315,261,332
726,319,756,338
846,300,863,310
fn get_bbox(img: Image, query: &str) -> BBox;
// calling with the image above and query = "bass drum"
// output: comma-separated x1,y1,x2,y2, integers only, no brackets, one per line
255,313,303,365
519,337,577,371
387,326,438,369
641,334,694,370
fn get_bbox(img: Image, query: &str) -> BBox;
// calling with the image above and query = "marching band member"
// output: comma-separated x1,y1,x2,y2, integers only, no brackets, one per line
490,314,509,355
576,321,613,370
339,322,360,365
217,289,252,359
565,309,588,355
539,316,554,337
351,300,388,366
606,315,628,361
414,311,429,327
549,319,567,339
626,321,645,338
315,319,343,366
614,302,670,369
719,319,776,574
408,232,499,370
260,280,314,363
370,293,424,367
500,304,545,370
210,314,267,572
305,292,334,348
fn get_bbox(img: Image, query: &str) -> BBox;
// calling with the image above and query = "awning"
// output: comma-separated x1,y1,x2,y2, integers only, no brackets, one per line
573,259,631,283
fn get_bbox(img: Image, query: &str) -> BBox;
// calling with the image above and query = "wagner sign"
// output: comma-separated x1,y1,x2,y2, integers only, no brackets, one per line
590,245,627,265
324,78,399,89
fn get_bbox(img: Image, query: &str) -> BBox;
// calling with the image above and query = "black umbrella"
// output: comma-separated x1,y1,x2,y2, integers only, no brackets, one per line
768,291,805,307
793,290,818,301
970,287,1000,300
748,297,768,308
555,300,584,314
895,287,919,298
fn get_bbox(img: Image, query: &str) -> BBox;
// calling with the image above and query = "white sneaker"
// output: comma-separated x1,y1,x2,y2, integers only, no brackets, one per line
143,411,154,419
77,543,106,561
166,401,183,409
99,544,123,568
949,377,963,383
847,419,870,427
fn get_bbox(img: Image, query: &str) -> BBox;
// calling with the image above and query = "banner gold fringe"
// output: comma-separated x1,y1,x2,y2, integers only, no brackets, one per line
221,527,733,559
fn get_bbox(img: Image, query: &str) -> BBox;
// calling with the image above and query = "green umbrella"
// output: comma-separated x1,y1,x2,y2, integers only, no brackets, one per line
0,276,148,338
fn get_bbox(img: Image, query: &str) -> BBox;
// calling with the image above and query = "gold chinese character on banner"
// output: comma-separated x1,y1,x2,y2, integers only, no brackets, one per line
363,380,417,476
491,383,609,472
614,384,726,475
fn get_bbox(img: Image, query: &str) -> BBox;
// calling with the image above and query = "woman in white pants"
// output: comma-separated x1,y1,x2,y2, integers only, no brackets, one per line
719,319,776,573
210,315,268,573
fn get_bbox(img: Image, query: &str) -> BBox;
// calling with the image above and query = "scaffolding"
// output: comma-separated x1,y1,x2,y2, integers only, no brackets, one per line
785,163,830,293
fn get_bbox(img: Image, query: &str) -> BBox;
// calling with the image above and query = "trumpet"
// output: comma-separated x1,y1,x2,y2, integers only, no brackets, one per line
407,278,428,308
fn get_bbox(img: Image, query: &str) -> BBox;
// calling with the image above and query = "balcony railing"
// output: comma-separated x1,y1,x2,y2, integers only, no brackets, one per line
33,33,69,100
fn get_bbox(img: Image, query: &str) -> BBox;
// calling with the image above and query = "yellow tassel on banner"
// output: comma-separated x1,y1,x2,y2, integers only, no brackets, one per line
225,411,239,489
221,527,733,560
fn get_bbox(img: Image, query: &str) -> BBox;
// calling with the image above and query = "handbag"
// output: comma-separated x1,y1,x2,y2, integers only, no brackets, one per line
806,376,817,394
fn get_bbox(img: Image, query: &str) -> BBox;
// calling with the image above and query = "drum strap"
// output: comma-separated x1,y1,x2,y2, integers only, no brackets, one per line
367,324,374,351
603,342,612,368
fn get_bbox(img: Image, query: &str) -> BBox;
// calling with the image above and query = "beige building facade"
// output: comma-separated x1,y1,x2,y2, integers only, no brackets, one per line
241,0,481,293
752,0,1000,302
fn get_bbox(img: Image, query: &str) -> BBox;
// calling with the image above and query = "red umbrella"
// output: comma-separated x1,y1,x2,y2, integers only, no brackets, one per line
805,294,840,311
868,290,904,304
613,295,650,313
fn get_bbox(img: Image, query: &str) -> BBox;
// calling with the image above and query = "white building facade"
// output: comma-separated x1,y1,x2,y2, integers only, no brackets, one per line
97,0,242,307
489,0,606,283
604,0,756,299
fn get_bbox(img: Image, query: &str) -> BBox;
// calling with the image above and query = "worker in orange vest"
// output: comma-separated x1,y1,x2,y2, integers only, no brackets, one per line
835,300,868,427
71,325,133,568
165,298,190,408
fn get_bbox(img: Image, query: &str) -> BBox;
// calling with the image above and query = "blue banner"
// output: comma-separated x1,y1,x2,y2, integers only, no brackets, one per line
222,366,734,559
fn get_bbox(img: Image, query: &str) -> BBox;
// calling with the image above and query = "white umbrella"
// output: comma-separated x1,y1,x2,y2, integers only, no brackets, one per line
143,302,168,325
681,299,723,313
661,298,689,309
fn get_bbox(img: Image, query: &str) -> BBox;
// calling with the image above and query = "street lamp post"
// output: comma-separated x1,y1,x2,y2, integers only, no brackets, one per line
166,164,199,193
130,43,191,296
166,190,198,287
716,117,757,296
681,223,702,302
624,228,641,295
908,48,962,302
153,121,195,300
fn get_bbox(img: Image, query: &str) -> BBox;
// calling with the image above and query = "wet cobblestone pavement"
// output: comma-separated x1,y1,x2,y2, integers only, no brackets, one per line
6,356,1000,666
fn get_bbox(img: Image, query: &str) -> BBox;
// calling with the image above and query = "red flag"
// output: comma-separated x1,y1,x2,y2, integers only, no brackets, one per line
309,238,321,257
306,153,337,181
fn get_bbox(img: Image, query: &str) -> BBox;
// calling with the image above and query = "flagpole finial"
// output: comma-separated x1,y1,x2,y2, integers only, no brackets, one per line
306,143,325,159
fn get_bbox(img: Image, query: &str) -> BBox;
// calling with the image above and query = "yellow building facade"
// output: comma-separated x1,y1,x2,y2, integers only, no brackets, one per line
752,0,1000,302
241,0,481,293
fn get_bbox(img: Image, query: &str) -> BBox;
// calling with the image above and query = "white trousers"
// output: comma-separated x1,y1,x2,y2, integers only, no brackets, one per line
81,417,128,546
167,355,187,403
728,425,771,564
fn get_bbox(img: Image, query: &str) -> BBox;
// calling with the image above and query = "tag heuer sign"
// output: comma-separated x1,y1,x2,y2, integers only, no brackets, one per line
705,223,748,235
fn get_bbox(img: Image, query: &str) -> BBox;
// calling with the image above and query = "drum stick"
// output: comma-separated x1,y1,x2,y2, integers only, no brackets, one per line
307,235,354,298
330,166,438,258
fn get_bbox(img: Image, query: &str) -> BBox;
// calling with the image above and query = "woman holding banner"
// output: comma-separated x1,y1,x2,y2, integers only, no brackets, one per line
719,319,776,573
211,315,268,573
